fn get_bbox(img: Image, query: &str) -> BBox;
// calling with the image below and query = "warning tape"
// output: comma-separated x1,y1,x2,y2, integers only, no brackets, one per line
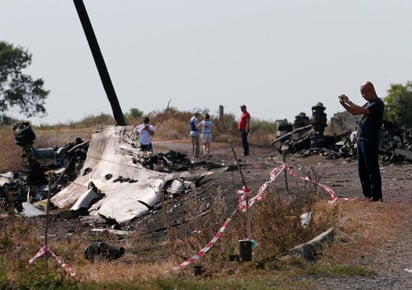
284,163,350,203
242,164,286,211
240,163,351,211
29,245,79,280
172,209,238,271
235,186,251,212
172,164,285,270
172,162,348,271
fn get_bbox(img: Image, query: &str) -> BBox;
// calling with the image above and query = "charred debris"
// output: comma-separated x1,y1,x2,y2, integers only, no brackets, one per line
1,103,412,216
0,122,230,216
0,122,89,212
273,102,412,164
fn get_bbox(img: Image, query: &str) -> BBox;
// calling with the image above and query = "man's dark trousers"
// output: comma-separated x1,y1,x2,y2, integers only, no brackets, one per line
240,129,249,156
357,139,382,200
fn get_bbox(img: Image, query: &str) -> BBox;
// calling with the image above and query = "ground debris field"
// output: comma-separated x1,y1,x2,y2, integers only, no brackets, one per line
5,139,412,289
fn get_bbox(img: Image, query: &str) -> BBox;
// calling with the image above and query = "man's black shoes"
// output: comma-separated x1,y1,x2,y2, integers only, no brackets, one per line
369,197,383,202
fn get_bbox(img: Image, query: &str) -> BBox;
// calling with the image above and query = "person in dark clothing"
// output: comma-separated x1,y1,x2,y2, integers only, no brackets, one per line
189,110,201,159
338,81,384,201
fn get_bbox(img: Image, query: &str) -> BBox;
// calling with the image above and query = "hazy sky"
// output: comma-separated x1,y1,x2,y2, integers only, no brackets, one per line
2,1,412,125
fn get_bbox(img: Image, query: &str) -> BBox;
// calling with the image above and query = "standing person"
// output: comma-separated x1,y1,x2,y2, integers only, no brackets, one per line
338,81,384,202
133,116,155,152
197,113,213,158
238,104,251,156
189,110,201,159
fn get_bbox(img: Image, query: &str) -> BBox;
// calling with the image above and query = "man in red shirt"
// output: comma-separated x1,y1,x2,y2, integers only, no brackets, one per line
238,105,251,156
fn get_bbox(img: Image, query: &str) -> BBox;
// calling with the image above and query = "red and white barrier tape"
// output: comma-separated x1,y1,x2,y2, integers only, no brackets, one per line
172,165,285,270
29,245,79,280
235,186,251,212
172,209,238,271
284,163,350,202
172,162,346,271
244,164,286,211
240,163,350,212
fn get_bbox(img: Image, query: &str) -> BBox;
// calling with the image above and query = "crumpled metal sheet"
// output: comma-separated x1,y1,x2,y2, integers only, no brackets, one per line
0,172,14,186
90,179,162,224
21,202,45,217
70,187,102,211
50,125,217,224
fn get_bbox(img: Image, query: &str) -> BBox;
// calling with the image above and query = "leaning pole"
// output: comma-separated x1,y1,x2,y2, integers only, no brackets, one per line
73,0,126,126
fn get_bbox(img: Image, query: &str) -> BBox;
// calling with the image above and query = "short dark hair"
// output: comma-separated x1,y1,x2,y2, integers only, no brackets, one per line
143,117,149,123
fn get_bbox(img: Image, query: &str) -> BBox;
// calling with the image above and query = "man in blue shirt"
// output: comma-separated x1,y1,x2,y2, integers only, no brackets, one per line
189,110,201,159
339,81,384,202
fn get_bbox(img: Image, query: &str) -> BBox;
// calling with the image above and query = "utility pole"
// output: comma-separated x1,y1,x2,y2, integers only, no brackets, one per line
73,0,126,125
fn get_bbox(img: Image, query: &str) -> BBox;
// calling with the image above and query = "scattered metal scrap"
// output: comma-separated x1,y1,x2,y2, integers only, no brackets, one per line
0,122,89,212
84,241,125,262
379,121,412,164
1,124,228,226
273,102,412,163
273,109,352,158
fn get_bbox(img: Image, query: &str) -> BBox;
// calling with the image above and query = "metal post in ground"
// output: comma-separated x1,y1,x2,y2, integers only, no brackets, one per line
44,171,53,266
229,140,251,239
282,149,292,199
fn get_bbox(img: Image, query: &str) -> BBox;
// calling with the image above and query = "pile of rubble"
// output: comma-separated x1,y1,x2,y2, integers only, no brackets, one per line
0,123,228,224
1,122,89,212
273,102,412,163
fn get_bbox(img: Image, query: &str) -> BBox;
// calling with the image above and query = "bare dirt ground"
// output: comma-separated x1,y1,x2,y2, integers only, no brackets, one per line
44,140,412,289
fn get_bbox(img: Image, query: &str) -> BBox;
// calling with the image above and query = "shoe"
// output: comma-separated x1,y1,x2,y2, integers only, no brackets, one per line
361,196,372,202
369,197,383,202
242,153,249,157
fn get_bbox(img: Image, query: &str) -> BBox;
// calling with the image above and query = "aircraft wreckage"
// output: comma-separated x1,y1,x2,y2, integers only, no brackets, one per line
2,104,412,223
0,122,228,224
273,102,412,164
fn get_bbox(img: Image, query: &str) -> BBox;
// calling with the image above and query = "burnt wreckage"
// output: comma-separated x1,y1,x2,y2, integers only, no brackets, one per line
0,122,88,212
273,102,412,163
1,123,228,218
273,102,353,157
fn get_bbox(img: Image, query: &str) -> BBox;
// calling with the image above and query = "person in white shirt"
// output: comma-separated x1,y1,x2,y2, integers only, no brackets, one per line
133,116,154,152
197,113,212,158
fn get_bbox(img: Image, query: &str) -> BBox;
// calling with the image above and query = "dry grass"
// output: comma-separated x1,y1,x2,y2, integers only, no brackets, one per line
2,196,407,288
33,127,94,147
1,183,411,288
320,201,409,266
0,128,23,172
0,178,339,288
79,261,175,283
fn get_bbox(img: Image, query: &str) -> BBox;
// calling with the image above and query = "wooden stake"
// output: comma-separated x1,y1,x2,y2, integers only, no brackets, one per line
229,140,251,239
